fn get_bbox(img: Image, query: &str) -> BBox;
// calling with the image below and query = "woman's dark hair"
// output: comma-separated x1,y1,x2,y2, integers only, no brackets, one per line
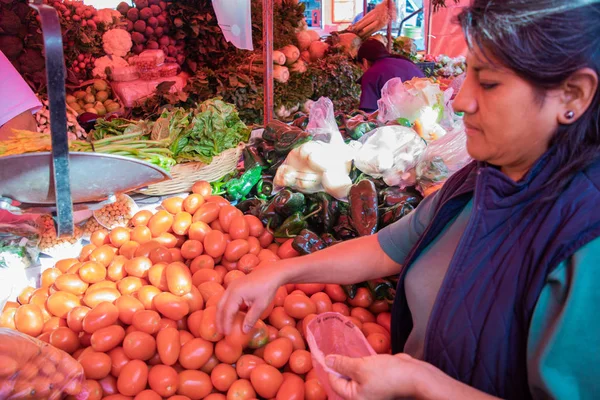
357,39,411,63
458,0,600,196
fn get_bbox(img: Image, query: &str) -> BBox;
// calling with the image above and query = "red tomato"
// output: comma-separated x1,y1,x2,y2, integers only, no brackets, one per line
235,355,264,380
98,375,119,396
120,241,141,259
369,299,390,315
309,292,333,314
134,390,162,400
188,222,212,244
351,307,376,324
183,194,206,214
180,240,204,260
295,283,325,296
108,256,128,281
149,246,173,264
263,337,293,368
110,227,131,247
132,310,161,335
153,292,190,320
109,347,131,377
83,288,121,308
42,316,66,333
137,285,162,310
276,373,305,400
237,254,259,274
250,364,283,399
304,379,327,400
134,241,162,258
258,230,274,248
49,326,79,354
197,282,225,303
147,262,169,291
376,312,391,332
324,284,346,302
283,294,317,320
118,359,148,396
210,363,237,392
226,379,255,400
243,215,264,238
148,210,175,237
123,257,152,279
192,181,212,197
179,337,214,370
361,322,390,338
14,304,44,337
204,231,227,258
268,307,295,330
66,306,90,333
177,370,213,400
157,327,180,366
277,239,299,259
224,239,250,262
192,269,222,286
166,262,193,296
83,302,119,334
79,351,112,380
289,350,312,374
47,292,82,319
123,331,156,360
223,270,245,288
90,245,116,267
218,205,241,233
214,340,242,364
367,332,391,354
115,295,145,325
277,326,305,351
149,364,179,397
332,302,350,316
162,197,184,214
228,216,249,240
225,312,266,349
199,306,223,342
347,287,374,308
193,202,221,224
179,330,194,347
172,212,193,236
182,285,204,313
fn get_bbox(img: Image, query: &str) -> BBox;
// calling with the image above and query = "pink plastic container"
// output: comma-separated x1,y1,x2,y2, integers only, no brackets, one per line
306,312,377,400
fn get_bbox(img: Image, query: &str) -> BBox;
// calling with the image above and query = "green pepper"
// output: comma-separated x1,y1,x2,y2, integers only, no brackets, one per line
396,117,412,127
334,112,347,128
367,279,395,301
349,179,379,236
346,119,377,141
225,164,263,201
255,178,274,200
308,192,340,233
259,200,282,230
236,198,265,217
379,201,417,229
320,233,339,247
333,214,357,241
292,229,327,255
273,190,306,217
342,284,357,299
243,145,268,170
273,207,322,238
379,187,422,207
274,131,312,154
292,115,309,130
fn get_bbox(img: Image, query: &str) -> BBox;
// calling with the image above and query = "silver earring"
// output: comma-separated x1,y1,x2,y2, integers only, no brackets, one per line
565,110,575,119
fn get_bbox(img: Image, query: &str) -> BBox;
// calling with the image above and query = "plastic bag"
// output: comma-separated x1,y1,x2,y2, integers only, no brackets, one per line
306,313,377,400
354,125,427,188
415,121,471,196
0,221,41,271
0,328,86,399
306,97,344,144
212,0,254,50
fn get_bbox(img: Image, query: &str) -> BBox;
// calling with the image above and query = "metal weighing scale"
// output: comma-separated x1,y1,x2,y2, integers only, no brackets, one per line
0,1,171,237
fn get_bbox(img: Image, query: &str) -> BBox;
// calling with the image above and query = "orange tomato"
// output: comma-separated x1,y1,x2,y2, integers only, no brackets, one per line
367,332,391,354
177,370,213,400
47,291,81,318
218,205,241,233
172,212,193,236
83,302,119,333
283,294,316,320
123,331,156,361
90,245,116,267
199,306,223,342
351,307,376,324
41,268,62,288
301,314,318,338
14,303,44,337
148,364,179,397
192,269,221,286
228,216,249,240
332,302,350,316
226,379,255,400
204,395,225,400
162,197,184,214
157,327,180,366
131,210,153,227
131,226,153,244
109,346,131,377
115,295,144,325
132,310,161,335
49,326,79,354
246,236,261,256
377,312,391,332
153,292,190,320
192,181,212,197
118,359,148,397
180,240,204,260
134,240,162,258
204,231,227,258
235,355,264,380
347,287,373,308
110,227,131,247
90,230,111,247
197,282,225,303
210,363,237,392
88,281,118,293
123,256,152,278
148,210,174,237
223,270,245,288
179,337,214,370
179,330,194,346
155,232,179,249
79,243,97,262
54,273,89,295
241,215,262,238
91,325,126,352
263,337,293,368
215,340,243,364
268,307,295,330
55,258,79,274
79,351,112,380
361,322,390,338
42,316,66,334
304,379,327,400
188,221,212,243
166,262,193,296
224,239,250,262
148,262,169,291
276,239,299,259
182,285,204,313
137,285,162,310
295,283,325,296
250,364,283,398
119,241,141,259
257,249,278,263
149,246,173,264
66,306,90,333
289,350,312,374
193,202,221,224
79,261,108,284
134,390,162,400
309,292,332,314
277,326,305,351
108,255,128,281
183,194,206,214
276,373,305,400
237,254,259,274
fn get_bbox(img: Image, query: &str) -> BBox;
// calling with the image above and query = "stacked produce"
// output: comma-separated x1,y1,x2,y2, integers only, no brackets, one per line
67,79,123,117
0,182,393,399
35,96,87,140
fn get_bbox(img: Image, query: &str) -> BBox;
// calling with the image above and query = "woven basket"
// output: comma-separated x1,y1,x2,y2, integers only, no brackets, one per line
135,143,245,196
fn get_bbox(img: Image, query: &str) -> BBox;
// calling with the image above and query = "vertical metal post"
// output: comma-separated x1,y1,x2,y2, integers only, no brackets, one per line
363,0,368,17
263,0,274,125
386,0,393,51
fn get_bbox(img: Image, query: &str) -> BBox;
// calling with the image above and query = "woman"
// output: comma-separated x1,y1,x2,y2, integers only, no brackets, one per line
218,0,600,398
357,39,425,113
0,50,41,140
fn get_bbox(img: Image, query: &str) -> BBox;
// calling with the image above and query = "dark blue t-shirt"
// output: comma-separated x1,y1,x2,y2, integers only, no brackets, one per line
359,57,425,113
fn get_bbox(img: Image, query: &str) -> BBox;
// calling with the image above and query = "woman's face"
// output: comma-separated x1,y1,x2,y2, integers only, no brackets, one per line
453,50,562,178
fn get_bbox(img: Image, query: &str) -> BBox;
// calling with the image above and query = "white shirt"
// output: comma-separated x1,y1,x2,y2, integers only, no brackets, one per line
0,50,42,127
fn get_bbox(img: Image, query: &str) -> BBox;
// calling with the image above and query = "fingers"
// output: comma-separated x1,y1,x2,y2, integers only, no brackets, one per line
328,372,356,400
326,355,362,381
243,300,267,333
216,286,243,335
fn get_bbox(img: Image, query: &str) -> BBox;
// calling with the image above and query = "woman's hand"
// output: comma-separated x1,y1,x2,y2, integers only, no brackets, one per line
216,263,286,335
326,353,423,400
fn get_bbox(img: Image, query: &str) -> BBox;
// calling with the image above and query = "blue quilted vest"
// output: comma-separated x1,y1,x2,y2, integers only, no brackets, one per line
390,149,600,399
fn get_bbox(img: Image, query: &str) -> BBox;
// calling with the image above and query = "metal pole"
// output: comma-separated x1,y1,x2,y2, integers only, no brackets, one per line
363,0,368,17
386,0,393,51
263,0,274,125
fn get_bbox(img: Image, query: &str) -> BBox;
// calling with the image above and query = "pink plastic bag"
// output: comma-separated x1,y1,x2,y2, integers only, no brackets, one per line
306,312,377,400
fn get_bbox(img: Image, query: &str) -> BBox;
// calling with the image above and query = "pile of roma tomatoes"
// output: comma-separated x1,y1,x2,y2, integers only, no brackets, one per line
0,181,392,400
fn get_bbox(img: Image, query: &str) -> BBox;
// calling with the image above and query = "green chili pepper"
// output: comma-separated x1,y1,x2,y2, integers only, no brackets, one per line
396,117,412,128
274,131,312,154
342,284,357,299
308,193,340,233
349,179,379,236
333,214,357,241
367,279,395,301
225,164,263,201
243,145,268,170
273,190,306,217
291,229,327,255
236,198,265,217
320,233,340,247
255,178,274,200
273,207,322,238
379,201,417,229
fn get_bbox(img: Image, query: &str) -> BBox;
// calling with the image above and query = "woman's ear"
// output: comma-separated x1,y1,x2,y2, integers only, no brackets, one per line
558,67,599,125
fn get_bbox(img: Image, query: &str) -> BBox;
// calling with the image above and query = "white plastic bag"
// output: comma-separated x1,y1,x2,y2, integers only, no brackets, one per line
354,125,427,188
306,313,377,400
212,0,254,51
306,97,343,144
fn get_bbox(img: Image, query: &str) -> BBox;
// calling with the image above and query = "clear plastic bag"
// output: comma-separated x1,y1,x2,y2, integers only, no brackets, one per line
415,121,471,196
306,313,377,400
0,220,41,271
0,328,86,400
306,97,344,145
212,0,254,51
